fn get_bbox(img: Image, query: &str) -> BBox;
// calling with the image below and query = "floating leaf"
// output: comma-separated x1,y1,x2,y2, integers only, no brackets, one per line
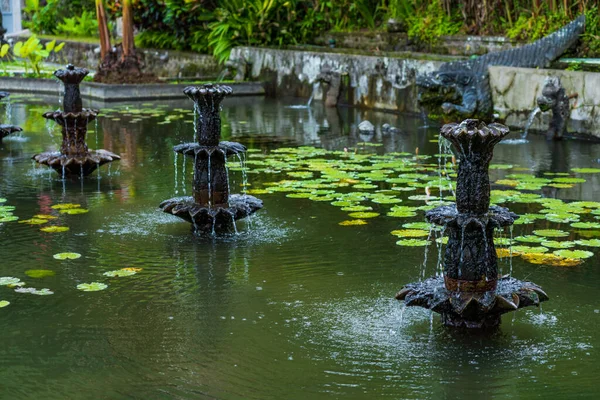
51,203,81,210
395,239,431,246
25,270,56,278
0,216,19,222
348,212,379,219
60,208,89,215
0,300,8,308
40,226,70,233
103,269,137,277
572,168,600,174
391,229,430,238
541,241,576,249
77,282,108,292
512,246,549,254
341,205,373,212
402,222,434,230
553,249,594,259
53,252,81,260
0,277,23,286
575,239,600,247
339,219,368,226
121,267,142,272
514,235,546,244
33,214,57,220
521,252,582,267
19,218,49,225
15,287,54,295
533,229,570,238
496,248,518,258
571,222,600,229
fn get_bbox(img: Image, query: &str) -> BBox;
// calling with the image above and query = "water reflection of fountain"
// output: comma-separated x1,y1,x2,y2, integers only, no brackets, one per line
0,92,22,141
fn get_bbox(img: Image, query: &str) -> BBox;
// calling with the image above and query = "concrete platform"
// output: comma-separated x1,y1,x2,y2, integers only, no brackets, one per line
0,77,265,101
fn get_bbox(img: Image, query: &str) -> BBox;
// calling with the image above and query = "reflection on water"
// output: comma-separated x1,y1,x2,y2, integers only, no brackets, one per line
0,95,599,398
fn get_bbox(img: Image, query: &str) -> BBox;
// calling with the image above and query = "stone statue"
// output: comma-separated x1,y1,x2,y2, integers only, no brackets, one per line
536,76,574,140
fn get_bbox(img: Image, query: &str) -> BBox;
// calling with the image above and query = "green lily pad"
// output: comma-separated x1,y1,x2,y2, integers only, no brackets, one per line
19,218,49,225
514,235,546,243
571,222,600,229
0,277,23,286
575,239,600,247
395,239,431,246
402,222,434,230
59,208,89,215
0,216,19,222
391,229,430,238
512,246,549,254
53,252,82,260
572,168,600,174
339,219,368,226
541,241,576,249
40,226,70,233
341,205,373,212
0,300,9,308
77,282,108,292
553,249,594,259
348,212,380,219
103,269,137,277
25,270,56,278
14,287,54,295
51,203,81,210
533,229,570,238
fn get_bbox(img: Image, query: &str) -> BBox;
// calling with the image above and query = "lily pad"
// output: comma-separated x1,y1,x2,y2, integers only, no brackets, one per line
540,241,576,249
77,282,108,292
533,229,570,238
512,246,549,254
395,239,431,246
391,229,430,238
521,252,583,267
53,252,81,260
571,222,600,229
0,277,23,286
18,218,49,225
25,270,56,278
51,203,81,210
0,300,9,308
59,208,89,215
514,235,546,244
103,269,137,277
40,226,70,233
553,249,594,259
348,212,380,219
14,287,54,295
575,239,600,247
572,168,600,174
339,219,368,226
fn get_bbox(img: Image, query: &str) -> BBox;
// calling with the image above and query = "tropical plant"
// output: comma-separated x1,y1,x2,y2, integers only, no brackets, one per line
12,36,65,76
57,11,100,38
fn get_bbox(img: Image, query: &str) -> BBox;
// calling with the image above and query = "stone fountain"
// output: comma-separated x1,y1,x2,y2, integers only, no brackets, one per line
33,64,120,177
396,119,548,329
160,84,263,235
0,92,22,140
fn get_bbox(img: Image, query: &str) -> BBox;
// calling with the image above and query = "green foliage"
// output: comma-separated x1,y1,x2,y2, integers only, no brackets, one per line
23,0,61,34
405,0,461,45
12,36,65,76
56,11,99,38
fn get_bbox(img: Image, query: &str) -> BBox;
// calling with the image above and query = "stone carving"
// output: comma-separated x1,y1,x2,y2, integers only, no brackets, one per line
396,120,548,328
0,92,22,141
537,76,574,140
417,15,585,117
160,84,263,235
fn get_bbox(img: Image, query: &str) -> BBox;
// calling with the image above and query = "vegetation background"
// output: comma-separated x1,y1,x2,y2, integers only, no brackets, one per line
21,0,599,62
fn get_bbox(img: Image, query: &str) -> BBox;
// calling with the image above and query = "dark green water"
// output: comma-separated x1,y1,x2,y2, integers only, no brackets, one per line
1,96,599,399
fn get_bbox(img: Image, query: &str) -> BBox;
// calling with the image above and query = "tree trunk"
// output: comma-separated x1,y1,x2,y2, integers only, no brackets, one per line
95,0,111,61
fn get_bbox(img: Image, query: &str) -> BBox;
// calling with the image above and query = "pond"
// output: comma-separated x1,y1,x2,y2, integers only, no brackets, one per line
1,95,599,399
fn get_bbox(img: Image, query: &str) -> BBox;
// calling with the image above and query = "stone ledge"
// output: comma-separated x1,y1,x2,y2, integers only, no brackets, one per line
0,77,265,101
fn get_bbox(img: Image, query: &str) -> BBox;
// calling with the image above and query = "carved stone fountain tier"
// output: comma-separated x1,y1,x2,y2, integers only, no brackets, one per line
396,119,548,329
32,64,120,176
0,91,23,140
160,84,263,235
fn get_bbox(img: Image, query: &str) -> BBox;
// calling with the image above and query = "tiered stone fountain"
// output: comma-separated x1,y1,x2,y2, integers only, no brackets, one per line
160,84,263,235
33,64,120,177
396,119,548,329
0,92,22,140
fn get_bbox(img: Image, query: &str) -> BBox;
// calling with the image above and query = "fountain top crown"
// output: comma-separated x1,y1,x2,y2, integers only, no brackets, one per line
54,64,89,85
183,84,233,106
441,119,509,154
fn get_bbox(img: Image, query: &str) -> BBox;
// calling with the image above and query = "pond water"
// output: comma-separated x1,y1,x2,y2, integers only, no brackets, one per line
1,95,599,399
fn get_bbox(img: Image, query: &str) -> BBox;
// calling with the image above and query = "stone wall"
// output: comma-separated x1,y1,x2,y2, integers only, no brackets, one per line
231,46,445,114
490,66,600,139
9,36,219,78
314,32,523,56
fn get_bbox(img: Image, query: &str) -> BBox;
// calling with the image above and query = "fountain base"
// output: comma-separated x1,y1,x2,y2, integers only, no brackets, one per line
0,125,22,140
160,194,263,235
32,150,121,177
396,276,548,329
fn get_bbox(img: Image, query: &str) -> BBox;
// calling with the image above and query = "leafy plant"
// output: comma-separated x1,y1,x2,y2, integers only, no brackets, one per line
12,36,65,76
57,11,100,38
